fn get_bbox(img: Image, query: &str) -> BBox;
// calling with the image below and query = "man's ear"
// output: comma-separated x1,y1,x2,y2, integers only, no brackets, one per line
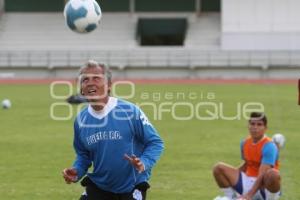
77,77,84,95
107,81,112,95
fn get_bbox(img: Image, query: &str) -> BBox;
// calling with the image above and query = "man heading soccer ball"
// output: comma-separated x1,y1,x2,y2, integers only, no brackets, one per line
213,112,281,200
62,60,164,200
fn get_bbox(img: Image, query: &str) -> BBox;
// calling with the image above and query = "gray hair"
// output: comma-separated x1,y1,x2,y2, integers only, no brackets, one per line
79,60,112,84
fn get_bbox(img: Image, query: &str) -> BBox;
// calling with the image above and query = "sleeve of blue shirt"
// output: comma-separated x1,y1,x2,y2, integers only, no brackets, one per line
262,142,278,166
72,119,92,181
134,107,164,171
240,140,245,160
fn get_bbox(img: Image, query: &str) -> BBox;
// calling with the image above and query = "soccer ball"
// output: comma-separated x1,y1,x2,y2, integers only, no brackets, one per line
2,99,12,109
272,133,285,148
64,0,102,33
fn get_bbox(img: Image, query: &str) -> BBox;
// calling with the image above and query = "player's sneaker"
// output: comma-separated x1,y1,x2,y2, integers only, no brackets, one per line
213,196,233,200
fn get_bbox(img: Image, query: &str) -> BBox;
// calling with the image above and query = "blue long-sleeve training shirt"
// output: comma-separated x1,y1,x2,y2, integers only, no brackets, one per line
72,97,164,193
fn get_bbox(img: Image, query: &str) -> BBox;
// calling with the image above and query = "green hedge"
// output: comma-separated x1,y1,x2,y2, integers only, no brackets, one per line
136,0,195,12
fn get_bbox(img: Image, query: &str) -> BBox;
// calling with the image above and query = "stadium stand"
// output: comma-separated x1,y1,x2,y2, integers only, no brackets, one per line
0,0,300,79
0,13,136,51
185,13,220,50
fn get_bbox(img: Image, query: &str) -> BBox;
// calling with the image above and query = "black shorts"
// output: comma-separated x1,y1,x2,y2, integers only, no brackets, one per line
79,176,150,200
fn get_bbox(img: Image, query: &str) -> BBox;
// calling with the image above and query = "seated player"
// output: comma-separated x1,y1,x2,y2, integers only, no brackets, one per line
213,112,281,200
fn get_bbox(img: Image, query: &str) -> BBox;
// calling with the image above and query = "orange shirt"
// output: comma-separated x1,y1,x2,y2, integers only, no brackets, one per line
241,136,279,177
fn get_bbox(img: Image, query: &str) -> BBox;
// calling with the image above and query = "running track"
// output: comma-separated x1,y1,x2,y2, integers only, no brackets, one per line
0,78,297,85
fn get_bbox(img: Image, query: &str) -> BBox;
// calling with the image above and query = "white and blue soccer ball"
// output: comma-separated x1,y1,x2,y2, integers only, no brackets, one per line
272,133,286,148
2,99,12,109
64,0,102,33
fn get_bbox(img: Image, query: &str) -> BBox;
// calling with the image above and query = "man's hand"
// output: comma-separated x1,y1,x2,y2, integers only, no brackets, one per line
62,168,78,184
124,154,145,173
237,194,252,200
238,190,256,200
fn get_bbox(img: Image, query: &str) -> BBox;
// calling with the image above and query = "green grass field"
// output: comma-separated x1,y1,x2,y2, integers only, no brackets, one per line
0,82,299,200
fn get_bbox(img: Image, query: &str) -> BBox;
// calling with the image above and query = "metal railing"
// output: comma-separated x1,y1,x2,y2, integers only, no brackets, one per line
1,49,300,69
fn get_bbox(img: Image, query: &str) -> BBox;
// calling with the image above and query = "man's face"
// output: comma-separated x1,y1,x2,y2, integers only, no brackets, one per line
248,119,267,140
80,66,110,102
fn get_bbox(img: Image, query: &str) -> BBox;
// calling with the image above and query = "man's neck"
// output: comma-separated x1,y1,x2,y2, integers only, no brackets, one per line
91,96,109,112
252,135,265,143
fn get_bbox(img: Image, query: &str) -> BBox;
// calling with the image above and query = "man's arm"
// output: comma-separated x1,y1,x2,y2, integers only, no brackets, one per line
238,162,247,173
242,164,271,199
131,108,164,172
238,139,247,173
71,119,92,181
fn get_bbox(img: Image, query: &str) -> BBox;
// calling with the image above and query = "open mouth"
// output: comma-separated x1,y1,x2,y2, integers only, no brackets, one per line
88,89,97,95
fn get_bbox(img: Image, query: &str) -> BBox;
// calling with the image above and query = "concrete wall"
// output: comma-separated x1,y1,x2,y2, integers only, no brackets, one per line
222,0,300,50
0,0,4,15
